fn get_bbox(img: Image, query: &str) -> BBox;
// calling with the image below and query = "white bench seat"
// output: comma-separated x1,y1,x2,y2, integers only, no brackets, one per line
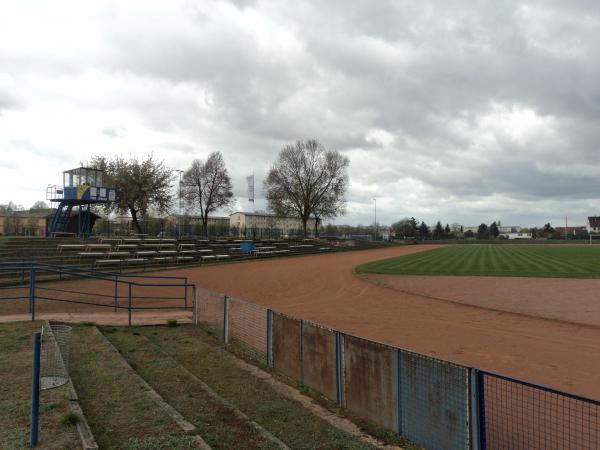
126,258,147,263
96,259,122,266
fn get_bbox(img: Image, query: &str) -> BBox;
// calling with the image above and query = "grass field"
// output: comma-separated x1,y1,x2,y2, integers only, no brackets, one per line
356,244,600,278
2,321,406,450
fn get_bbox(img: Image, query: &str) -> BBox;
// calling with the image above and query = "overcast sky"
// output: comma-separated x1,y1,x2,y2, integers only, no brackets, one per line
1,1,599,227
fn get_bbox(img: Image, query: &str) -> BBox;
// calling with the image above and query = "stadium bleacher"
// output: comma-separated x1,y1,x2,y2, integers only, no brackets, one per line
0,235,335,283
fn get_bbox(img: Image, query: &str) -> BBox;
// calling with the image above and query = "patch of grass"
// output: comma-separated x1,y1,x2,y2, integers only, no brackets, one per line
104,328,281,449
123,435,198,450
0,236,8,247
43,402,60,412
0,322,80,449
69,325,185,449
137,325,377,450
60,410,80,426
356,244,600,278
166,319,178,327
296,385,421,449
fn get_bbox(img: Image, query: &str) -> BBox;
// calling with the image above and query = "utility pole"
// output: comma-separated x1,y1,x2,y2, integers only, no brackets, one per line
176,169,184,237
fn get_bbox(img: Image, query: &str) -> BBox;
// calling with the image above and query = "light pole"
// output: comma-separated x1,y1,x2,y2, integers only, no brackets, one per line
176,170,184,237
373,197,377,241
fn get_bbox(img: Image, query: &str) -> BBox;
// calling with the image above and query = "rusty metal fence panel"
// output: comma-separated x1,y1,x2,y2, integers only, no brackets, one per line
343,334,398,431
228,296,268,362
301,321,338,401
193,289,600,450
197,288,225,336
480,371,600,450
272,312,302,381
399,350,470,450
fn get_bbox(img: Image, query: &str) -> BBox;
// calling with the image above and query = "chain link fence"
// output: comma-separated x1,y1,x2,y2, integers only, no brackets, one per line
40,323,72,390
228,296,268,362
480,371,600,449
195,290,600,450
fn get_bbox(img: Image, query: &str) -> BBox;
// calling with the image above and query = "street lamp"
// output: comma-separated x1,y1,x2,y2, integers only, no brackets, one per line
373,197,377,241
176,170,184,237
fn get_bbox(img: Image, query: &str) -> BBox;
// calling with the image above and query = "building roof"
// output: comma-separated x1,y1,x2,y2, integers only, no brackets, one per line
588,217,600,228
230,211,313,220
230,211,278,217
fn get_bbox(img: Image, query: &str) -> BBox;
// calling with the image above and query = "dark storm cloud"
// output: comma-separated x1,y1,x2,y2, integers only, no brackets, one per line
2,0,600,225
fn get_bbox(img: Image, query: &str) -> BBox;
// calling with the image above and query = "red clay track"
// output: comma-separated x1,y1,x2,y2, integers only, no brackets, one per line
3,245,600,400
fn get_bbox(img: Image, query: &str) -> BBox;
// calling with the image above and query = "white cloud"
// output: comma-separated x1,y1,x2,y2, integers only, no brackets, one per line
1,0,600,227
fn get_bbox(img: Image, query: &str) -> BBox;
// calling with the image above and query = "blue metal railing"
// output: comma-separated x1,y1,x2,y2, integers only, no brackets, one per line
0,262,195,325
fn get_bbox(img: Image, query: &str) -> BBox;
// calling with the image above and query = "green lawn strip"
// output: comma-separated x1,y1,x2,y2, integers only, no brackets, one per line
356,245,600,278
0,236,8,247
103,327,280,450
0,321,80,450
140,325,377,450
215,327,420,450
68,325,193,450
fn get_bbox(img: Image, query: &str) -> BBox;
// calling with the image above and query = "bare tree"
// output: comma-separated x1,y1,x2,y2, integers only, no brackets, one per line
264,140,349,237
91,154,174,234
181,152,234,236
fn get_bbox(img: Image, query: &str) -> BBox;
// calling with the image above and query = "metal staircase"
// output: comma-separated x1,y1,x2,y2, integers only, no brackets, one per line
49,202,73,234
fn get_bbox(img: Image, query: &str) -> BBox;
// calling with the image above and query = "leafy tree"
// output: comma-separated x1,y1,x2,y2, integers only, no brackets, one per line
444,223,451,236
0,201,24,213
418,221,430,239
477,223,489,239
181,152,234,236
465,229,475,238
541,223,554,238
433,221,444,239
91,154,174,234
30,201,50,211
489,221,499,238
264,139,349,236
392,217,418,238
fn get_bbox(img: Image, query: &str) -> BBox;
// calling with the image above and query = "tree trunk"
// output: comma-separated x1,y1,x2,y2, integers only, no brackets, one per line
202,213,209,238
129,206,143,234
302,218,308,237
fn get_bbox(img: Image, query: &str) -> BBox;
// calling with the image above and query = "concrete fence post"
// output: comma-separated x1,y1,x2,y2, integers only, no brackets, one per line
396,349,403,435
223,296,229,344
267,309,273,367
335,331,343,407
470,368,484,450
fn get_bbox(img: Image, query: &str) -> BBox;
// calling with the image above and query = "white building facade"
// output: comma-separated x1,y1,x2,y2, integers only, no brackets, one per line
230,212,316,236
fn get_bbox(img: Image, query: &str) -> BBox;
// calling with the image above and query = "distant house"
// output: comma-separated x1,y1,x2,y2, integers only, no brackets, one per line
506,232,532,240
0,209,54,236
230,212,316,237
587,217,600,234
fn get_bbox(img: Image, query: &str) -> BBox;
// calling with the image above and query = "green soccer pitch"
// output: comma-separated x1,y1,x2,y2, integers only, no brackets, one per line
356,244,600,278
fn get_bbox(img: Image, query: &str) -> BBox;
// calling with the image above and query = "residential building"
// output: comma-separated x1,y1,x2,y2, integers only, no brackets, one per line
230,212,316,236
587,217,600,234
0,209,53,236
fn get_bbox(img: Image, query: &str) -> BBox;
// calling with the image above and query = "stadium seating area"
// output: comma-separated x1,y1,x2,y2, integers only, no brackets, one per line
0,236,332,283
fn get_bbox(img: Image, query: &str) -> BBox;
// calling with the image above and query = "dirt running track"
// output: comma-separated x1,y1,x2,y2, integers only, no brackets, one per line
4,245,600,400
